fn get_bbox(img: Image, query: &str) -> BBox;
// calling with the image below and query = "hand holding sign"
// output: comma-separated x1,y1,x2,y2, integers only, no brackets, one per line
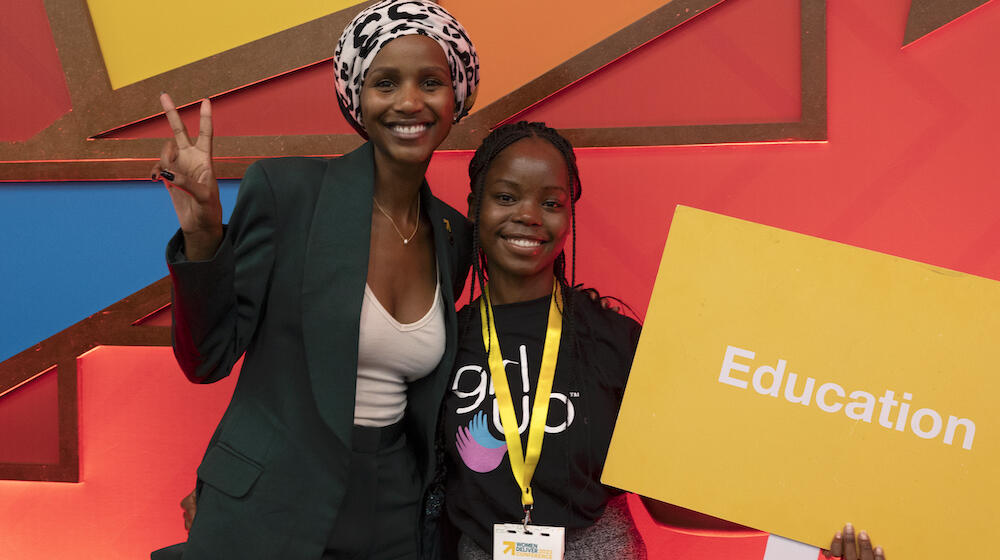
824,524,885,560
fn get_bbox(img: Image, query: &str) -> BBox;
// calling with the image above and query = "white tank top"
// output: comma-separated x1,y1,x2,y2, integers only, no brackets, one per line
354,278,446,426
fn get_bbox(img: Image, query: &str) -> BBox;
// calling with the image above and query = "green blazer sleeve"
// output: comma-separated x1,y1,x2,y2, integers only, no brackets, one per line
167,161,277,384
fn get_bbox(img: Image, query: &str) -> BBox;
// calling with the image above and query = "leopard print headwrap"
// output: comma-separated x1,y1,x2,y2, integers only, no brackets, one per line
334,0,479,136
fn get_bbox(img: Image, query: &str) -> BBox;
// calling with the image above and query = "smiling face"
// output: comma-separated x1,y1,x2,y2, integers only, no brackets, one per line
475,136,572,299
361,34,455,170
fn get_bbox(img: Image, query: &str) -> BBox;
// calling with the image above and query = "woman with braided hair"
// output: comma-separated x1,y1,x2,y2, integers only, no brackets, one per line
149,1,479,558
440,122,888,560
440,121,647,559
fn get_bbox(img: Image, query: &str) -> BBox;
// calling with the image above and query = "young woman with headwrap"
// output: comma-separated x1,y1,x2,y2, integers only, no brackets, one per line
149,2,478,558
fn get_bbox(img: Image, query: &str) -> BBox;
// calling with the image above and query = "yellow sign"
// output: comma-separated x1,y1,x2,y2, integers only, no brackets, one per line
603,206,997,560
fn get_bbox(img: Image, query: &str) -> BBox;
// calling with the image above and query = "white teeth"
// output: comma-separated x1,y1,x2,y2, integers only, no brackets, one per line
507,238,542,248
391,124,428,136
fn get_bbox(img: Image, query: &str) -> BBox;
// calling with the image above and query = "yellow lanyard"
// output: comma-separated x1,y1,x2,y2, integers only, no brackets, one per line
480,280,562,518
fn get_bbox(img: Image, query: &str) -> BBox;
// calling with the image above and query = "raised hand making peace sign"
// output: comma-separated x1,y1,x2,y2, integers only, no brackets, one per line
151,93,223,261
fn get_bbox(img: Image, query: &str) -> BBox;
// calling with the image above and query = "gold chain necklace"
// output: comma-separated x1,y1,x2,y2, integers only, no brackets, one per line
373,194,420,245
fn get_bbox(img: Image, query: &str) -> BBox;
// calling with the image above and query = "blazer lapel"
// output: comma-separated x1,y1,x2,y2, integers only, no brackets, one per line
422,188,459,309
301,143,374,446
408,189,461,469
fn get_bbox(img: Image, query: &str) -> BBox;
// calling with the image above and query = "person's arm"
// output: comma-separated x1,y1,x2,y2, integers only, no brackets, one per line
167,160,277,384
155,93,277,384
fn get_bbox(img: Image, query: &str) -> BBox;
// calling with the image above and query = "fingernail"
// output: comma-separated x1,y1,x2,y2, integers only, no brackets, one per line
845,522,854,532
859,530,869,540
835,531,842,538
161,170,175,181
151,173,157,181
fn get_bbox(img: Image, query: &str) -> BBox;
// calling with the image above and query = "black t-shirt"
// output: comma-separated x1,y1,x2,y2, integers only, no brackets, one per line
444,291,642,552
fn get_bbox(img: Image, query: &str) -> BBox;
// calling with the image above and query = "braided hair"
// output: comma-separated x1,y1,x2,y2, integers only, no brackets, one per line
466,122,608,523
467,121,582,314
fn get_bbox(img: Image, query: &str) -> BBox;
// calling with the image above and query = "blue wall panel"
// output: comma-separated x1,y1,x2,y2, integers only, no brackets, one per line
0,180,239,362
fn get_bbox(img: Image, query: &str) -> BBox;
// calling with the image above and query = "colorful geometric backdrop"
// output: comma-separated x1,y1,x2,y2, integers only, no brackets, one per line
1,0,997,558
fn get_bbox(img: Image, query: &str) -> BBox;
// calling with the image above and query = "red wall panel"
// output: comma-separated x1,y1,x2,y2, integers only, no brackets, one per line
0,0,72,141
0,347,237,559
0,371,59,464
519,0,802,127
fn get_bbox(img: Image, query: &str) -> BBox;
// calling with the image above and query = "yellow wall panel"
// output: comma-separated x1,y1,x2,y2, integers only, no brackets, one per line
87,0,367,89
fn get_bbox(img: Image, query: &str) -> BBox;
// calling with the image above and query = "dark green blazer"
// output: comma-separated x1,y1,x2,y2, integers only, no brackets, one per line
166,143,471,559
